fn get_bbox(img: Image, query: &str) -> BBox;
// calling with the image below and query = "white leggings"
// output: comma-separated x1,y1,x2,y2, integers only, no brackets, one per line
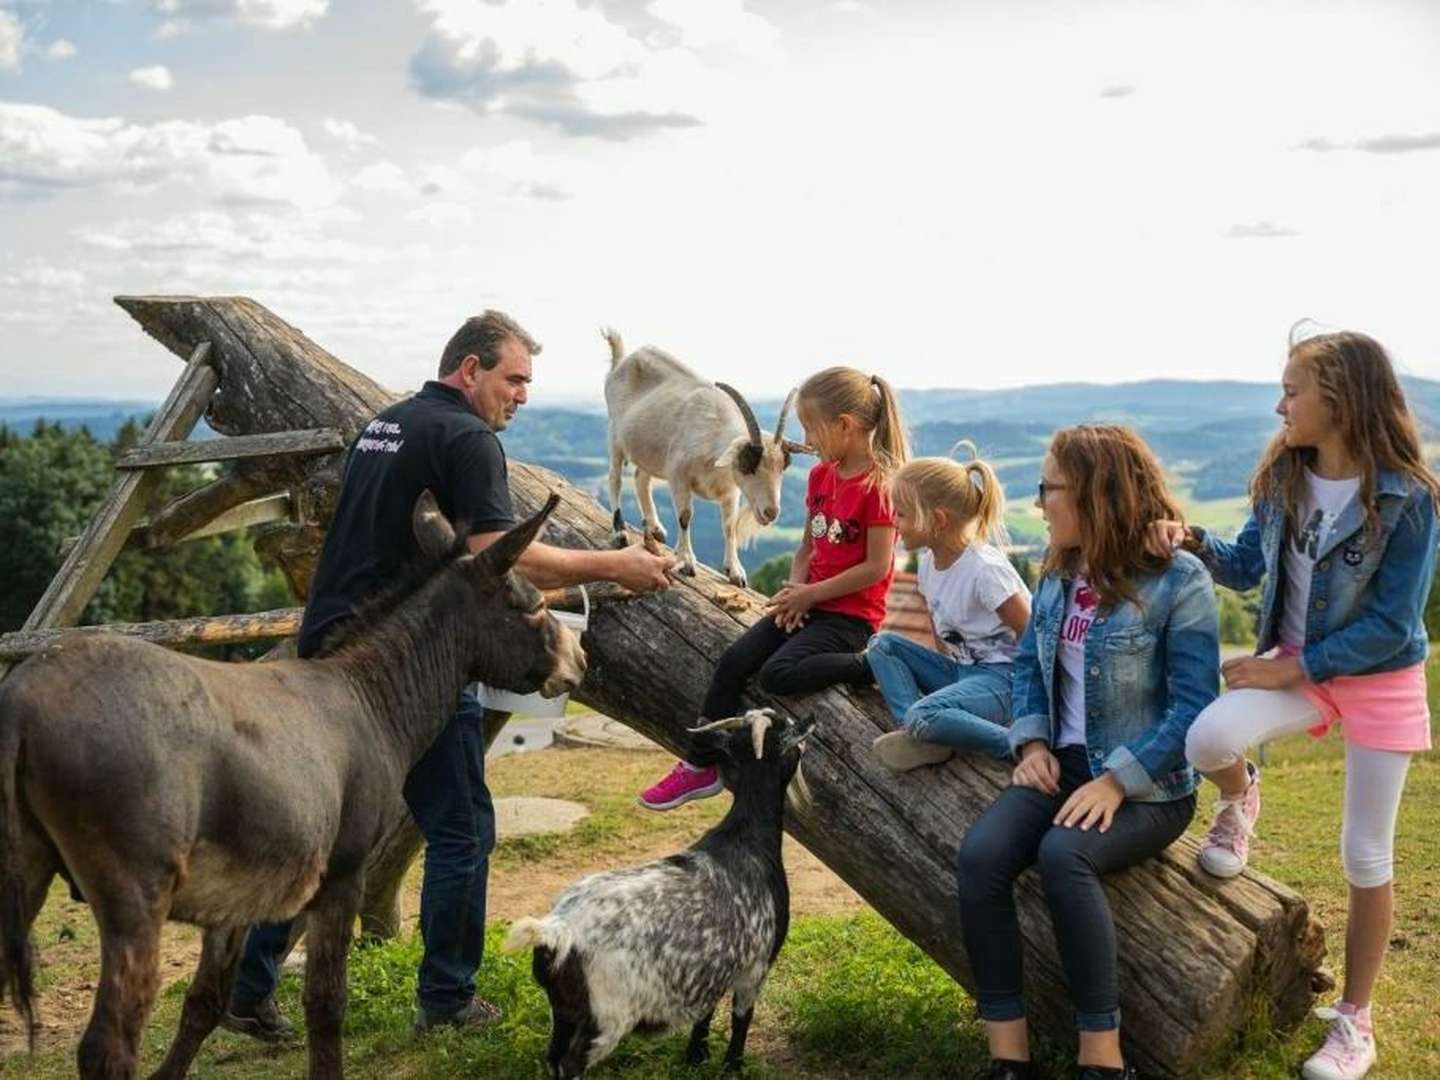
1186,689,1412,888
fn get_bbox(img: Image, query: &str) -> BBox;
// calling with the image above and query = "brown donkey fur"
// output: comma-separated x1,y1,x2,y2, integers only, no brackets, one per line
0,492,585,1078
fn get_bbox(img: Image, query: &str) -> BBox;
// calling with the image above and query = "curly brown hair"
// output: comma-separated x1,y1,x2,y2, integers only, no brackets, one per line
1042,424,1184,606
1251,328,1440,541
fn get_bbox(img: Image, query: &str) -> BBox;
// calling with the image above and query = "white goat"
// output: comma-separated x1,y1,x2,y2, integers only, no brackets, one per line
504,709,813,1078
602,328,804,587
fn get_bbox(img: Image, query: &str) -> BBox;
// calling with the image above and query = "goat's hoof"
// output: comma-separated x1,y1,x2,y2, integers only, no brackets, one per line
645,525,667,545
679,562,697,577
683,1043,710,1066
725,570,748,589
609,531,629,549
722,1057,744,1073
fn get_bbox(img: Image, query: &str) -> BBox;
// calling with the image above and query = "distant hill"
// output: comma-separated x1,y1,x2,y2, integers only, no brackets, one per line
10,375,1438,572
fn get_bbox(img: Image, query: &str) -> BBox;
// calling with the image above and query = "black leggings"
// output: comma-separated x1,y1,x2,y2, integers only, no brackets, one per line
700,610,871,722
956,746,1195,1032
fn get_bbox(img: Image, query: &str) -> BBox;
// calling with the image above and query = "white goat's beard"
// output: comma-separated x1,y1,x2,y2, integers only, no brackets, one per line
785,763,815,817
732,505,769,548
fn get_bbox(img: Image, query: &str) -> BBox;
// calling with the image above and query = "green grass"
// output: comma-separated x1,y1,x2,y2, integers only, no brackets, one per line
6,664,1440,1078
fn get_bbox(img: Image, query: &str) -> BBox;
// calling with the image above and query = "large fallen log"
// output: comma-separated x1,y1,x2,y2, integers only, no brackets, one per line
116,296,1325,1077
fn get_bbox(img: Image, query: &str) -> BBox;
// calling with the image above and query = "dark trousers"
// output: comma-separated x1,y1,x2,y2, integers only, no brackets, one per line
700,609,872,721
231,688,495,1016
956,745,1194,1032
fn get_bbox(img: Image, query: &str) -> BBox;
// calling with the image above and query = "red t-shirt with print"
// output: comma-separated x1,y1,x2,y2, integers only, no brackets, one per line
803,461,896,629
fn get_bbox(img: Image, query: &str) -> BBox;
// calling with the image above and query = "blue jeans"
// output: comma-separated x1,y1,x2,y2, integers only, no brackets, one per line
866,631,1014,760
231,688,495,1016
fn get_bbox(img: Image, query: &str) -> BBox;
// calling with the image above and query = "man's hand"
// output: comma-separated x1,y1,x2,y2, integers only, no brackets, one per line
1054,772,1125,832
1013,740,1060,795
611,544,678,593
1221,653,1304,690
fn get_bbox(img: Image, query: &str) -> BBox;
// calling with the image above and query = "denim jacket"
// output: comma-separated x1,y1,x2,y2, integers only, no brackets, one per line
1195,468,1437,684
1007,552,1219,802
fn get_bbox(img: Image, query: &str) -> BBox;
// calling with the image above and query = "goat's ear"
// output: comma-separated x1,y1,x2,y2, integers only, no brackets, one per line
478,493,560,577
413,490,457,560
713,437,741,471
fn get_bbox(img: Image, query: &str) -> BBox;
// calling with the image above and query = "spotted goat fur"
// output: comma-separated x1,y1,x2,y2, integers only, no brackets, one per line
504,709,813,1077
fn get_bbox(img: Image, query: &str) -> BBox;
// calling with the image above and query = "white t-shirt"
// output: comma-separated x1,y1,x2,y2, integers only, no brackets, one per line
917,543,1029,665
1279,468,1361,648
1056,576,1100,748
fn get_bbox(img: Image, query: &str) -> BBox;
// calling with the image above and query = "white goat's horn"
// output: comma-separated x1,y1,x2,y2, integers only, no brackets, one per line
687,715,750,734
782,439,815,456
715,382,761,447
774,388,798,444
750,710,773,760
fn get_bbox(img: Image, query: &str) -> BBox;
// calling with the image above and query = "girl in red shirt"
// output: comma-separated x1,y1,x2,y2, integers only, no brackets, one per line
639,366,911,809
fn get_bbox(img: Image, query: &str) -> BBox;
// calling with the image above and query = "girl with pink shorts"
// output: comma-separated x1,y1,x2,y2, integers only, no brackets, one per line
1148,325,1437,1080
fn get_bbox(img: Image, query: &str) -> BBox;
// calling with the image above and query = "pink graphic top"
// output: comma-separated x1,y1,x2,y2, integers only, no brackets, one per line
1056,576,1098,746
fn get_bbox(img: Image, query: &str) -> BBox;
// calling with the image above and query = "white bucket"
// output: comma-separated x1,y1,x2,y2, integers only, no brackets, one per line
474,586,589,718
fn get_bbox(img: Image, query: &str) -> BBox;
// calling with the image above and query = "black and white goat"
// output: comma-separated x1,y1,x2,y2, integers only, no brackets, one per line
601,328,806,587
504,708,814,1078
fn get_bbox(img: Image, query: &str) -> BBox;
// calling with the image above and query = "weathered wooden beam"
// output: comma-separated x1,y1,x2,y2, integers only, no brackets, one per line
16,342,217,637
114,428,346,470
0,608,302,660
60,492,295,557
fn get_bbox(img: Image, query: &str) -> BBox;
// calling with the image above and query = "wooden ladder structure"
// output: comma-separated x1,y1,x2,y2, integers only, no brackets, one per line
0,341,344,675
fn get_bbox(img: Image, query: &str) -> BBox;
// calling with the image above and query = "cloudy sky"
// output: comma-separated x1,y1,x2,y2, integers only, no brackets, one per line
3,0,1440,406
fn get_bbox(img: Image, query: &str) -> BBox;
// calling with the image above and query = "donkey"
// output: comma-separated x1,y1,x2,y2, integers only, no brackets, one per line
0,492,585,1079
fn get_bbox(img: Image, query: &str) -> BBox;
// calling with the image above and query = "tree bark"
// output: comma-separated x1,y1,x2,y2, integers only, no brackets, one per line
117,295,1325,1077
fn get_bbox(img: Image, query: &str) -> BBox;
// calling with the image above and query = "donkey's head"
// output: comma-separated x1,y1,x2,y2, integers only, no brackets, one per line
413,490,587,698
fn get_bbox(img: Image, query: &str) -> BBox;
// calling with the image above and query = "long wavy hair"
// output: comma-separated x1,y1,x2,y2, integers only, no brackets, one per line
1251,326,1440,542
1042,424,1183,606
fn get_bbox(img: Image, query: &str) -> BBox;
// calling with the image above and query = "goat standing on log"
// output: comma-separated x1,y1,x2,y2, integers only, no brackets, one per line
0,494,582,1080
602,328,806,587
505,708,812,1078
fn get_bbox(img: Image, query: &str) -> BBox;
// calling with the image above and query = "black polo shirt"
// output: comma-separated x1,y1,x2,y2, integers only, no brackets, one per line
297,381,517,657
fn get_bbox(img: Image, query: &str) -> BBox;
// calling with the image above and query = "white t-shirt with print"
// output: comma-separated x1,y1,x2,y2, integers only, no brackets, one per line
917,543,1029,665
1056,576,1100,748
1278,468,1361,649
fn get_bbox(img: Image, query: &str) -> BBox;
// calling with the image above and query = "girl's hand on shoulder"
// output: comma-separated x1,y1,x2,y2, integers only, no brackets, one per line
1221,654,1303,690
1013,741,1060,795
1144,519,1188,558
1054,772,1125,832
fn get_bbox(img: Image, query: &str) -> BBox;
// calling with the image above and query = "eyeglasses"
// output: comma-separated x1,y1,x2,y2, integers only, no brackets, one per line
1037,481,1069,500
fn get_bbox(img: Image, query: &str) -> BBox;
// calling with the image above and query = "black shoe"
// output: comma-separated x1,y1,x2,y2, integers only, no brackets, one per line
413,996,503,1035
221,995,296,1044
976,1061,1036,1080
1074,1064,1136,1079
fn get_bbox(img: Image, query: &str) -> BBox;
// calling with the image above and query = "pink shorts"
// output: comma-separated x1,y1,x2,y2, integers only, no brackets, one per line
1279,646,1432,752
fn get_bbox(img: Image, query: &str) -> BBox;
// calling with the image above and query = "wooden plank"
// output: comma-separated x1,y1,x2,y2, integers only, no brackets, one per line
0,608,303,660
17,342,217,635
115,428,346,470
59,492,295,557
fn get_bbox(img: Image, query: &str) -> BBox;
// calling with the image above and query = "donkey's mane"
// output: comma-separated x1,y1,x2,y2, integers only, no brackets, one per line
315,526,474,657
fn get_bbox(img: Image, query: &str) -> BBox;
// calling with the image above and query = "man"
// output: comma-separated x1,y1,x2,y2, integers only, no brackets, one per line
223,310,675,1039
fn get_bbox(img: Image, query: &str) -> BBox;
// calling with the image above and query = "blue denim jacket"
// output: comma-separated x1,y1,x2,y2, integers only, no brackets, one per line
1007,552,1219,802
1196,468,1437,683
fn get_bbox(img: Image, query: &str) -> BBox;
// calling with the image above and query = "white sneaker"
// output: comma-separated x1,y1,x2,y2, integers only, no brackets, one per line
1198,763,1260,879
1301,1004,1376,1080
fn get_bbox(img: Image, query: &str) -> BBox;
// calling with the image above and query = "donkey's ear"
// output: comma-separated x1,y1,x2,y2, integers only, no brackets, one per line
413,490,457,560
478,493,560,577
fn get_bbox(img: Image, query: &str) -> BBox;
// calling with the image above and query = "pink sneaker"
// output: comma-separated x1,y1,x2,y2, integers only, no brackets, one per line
1198,762,1260,879
638,761,723,811
1302,1004,1376,1080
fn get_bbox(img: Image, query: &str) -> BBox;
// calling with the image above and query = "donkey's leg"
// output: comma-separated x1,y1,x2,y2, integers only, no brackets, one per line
149,926,247,1080
719,489,747,588
302,887,359,1080
607,444,628,547
77,886,169,1080
634,470,666,546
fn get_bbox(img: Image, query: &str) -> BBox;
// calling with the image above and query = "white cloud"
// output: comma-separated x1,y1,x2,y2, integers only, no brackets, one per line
0,103,338,210
46,39,77,61
0,10,21,72
130,65,175,91
646,0,780,59
148,0,328,32
409,0,712,139
322,117,379,151
351,160,412,194
155,19,187,40
406,200,474,228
